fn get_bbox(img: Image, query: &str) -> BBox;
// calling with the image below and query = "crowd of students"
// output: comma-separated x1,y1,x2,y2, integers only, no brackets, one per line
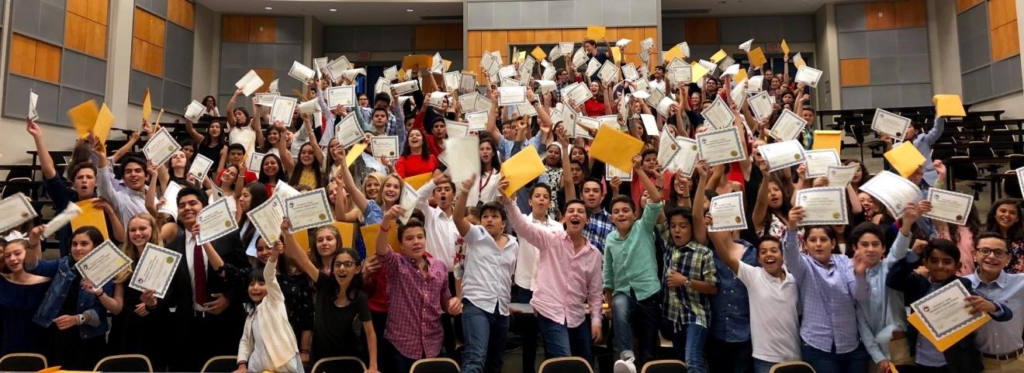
0,37,1022,373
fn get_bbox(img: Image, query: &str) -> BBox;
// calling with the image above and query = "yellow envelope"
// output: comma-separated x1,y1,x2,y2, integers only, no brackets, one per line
405,172,433,191
71,199,109,241
94,104,114,144
346,143,368,167
884,142,926,178
402,54,433,70
397,68,407,82
663,45,683,63
908,311,990,352
67,100,99,138
610,47,622,64
360,223,400,258
500,147,546,197
586,25,606,40
710,49,728,63
781,39,791,55
153,109,164,127
794,54,807,69
294,222,355,251
590,126,644,173
293,229,312,253
812,130,843,154
734,68,749,83
444,60,453,71
691,61,710,82
531,46,547,61
748,47,768,67
933,95,967,118
142,89,152,121
36,367,61,373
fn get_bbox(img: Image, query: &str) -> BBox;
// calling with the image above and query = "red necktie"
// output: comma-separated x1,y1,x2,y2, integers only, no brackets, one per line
193,244,208,305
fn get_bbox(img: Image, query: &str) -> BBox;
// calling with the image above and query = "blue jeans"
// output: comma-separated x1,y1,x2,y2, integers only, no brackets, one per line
611,291,661,366
753,358,777,373
393,352,423,373
659,321,708,373
462,300,510,373
706,336,753,373
537,313,594,364
800,341,869,373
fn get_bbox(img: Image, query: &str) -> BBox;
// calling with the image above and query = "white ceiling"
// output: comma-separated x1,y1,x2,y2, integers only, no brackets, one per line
194,0,463,25
662,0,833,16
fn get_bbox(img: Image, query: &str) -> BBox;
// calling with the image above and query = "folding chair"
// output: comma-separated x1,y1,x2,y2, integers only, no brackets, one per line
538,357,594,373
410,357,460,373
769,361,816,373
200,355,238,372
310,357,367,373
94,354,154,372
640,359,686,373
0,353,47,371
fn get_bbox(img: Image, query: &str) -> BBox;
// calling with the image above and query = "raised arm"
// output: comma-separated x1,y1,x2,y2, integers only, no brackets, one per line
452,176,475,237
110,131,141,164
184,117,205,144
281,218,320,282
252,97,265,150
751,162,772,234
784,206,808,279
635,154,662,203
336,146,371,213
26,118,58,180
226,89,241,119
692,161,709,245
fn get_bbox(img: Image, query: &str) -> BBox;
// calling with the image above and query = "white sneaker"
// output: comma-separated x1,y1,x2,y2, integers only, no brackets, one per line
614,357,636,373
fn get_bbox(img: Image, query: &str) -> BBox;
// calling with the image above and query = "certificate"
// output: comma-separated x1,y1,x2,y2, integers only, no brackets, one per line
518,102,538,118
375,78,392,102
465,111,488,131
428,92,449,109
656,97,675,118
498,64,517,80
248,152,266,175
256,93,278,107
43,203,82,239
445,137,482,190
872,108,912,141
248,197,284,243
445,120,470,138
158,182,182,218
197,198,238,244
235,70,264,97
288,61,315,83
759,140,807,172
270,96,298,128
143,127,181,165
827,164,859,187
371,136,400,160
701,98,736,130
444,72,461,91
325,56,352,82
1017,166,1024,198
574,116,600,139
910,280,989,343
709,192,747,232
184,100,205,122
572,47,588,68
188,154,214,183
697,127,746,166
795,66,823,88
924,188,973,225
560,42,576,56
335,113,365,149
805,149,840,178
130,244,182,299
585,59,601,78
640,113,658,136
622,64,639,82
564,83,593,106
771,109,807,141
606,164,633,182
658,128,679,167
748,91,773,122
326,86,356,108
398,184,419,224
383,66,398,82
598,61,619,83
795,187,848,225
75,240,132,288
668,64,692,84
460,73,477,92
285,188,333,232
861,171,922,218
498,86,527,106
644,88,665,109
393,80,420,95
28,90,39,121
0,193,37,233
669,137,700,177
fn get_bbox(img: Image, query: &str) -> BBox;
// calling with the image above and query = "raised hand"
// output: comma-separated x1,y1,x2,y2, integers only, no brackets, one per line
788,206,806,230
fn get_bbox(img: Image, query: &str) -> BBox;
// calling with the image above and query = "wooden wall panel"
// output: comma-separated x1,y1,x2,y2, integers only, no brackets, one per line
840,58,871,87
86,21,107,57
616,27,644,47
561,29,586,43
684,18,718,44
67,0,88,18
443,24,462,50
147,44,164,77
644,27,659,67
467,57,482,76
168,0,194,30
149,12,165,47
248,16,276,43
603,28,617,42
991,20,1020,61
958,0,984,13
87,0,108,25
65,13,90,54
9,34,37,77
989,0,1017,29
131,38,148,72
894,0,926,28
508,30,535,44
480,30,508,55
415,25,444,51
222,15,250,42
865,2,897,30
34,41,62,83
535,30,562,43
467,31,482,57
254,68,275,93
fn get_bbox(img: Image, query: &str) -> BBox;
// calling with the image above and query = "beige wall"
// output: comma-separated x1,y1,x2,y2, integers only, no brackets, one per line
815,4,841,111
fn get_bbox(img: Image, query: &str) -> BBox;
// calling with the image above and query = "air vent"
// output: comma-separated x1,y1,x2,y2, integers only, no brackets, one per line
420,15,462,21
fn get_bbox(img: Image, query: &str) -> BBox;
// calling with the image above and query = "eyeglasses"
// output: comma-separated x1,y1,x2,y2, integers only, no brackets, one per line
335,261,358,268
977,248,1009,259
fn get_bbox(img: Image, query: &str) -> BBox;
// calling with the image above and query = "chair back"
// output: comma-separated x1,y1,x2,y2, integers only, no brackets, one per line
538,357,594,373
640,359,686,373
310,357,367,373
1004,170,1022,199
94,354,154,373
769,361,816,373
1,177,34,199
410,357,460,373
0,353,47,371
201,355,238,372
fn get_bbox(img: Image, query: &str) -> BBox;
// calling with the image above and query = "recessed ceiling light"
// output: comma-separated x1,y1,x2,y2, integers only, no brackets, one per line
329,8,337,12
407,8,414,12
264,6,272,10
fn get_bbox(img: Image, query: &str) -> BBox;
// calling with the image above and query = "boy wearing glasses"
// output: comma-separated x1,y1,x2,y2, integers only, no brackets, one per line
966,232,1024,372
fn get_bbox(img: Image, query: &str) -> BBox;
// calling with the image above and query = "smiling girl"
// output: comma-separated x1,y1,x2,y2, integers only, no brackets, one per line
0,234,51,355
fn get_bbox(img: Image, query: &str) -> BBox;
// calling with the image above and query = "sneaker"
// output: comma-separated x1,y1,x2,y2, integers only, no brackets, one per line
614,357,636,373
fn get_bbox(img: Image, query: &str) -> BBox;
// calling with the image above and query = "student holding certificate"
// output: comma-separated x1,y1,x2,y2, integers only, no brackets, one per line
24,225,113,370
964,233,1024,372
887,238,1012,373
982,199,1024,274
288,119,326,190
395,127,440,178
0,233,51,356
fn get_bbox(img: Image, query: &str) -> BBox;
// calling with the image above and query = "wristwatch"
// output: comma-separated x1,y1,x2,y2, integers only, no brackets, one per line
684,279,692,288
76,314,85,325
